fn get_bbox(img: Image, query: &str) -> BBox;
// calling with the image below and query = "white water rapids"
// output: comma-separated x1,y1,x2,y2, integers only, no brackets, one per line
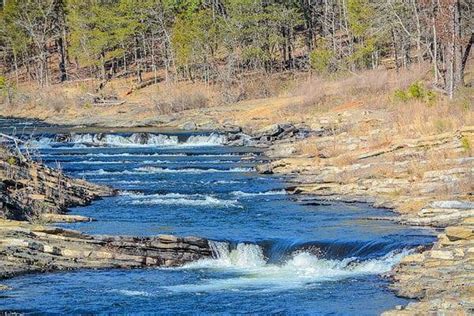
30,133,227,148
166,241,410,293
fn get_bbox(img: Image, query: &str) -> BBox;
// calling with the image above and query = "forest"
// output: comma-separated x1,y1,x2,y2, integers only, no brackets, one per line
0,0,472,98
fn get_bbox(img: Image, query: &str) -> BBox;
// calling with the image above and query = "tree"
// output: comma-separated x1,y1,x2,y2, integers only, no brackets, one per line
68,0,139,88
0,0,470,96
2,0,57,87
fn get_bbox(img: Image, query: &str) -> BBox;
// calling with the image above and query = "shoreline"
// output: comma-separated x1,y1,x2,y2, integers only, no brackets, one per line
1,115,473,314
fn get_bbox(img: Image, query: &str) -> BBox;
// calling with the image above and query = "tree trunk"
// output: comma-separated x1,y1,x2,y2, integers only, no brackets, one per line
392,29,400,73
58,36,67,82
452,0,462,90
460,32,473,84
432,7,439,84
412,0,423,64
447,0,461,98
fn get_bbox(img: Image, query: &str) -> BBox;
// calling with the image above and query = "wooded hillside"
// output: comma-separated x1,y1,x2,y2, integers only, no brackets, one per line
0,0,472,98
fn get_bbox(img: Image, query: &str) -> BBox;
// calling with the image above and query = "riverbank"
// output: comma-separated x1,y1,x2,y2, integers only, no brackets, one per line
1,68,473,314
2,117,472,314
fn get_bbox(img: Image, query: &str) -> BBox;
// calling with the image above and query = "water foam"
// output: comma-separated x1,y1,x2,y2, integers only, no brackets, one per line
85,153,187,157
68,160,127,165
166,241,410,292
28,138,54,148
32,133,226,148
123,192,241,208
78,167,254,176
71,133,179,147
111,289,152,297
182,134,226,146
231,190,286,197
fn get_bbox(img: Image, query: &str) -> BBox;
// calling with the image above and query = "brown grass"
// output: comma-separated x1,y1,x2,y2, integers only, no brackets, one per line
215,73,294,105
391,100,472,138
293,137,320,157
288,65,429,114
151,86,209,114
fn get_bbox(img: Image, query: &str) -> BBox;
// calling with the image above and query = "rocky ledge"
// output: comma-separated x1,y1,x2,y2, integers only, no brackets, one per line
0,144,114,221
383,218,474,315
0,219,211,279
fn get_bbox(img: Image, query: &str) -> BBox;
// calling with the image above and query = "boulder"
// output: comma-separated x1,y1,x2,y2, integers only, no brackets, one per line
54,133,72,143
131,132,150,145
256,164,273,174
445,226,473,241
225,133,255,147
222,124,242,133
255,124,283,138
182,121,197,130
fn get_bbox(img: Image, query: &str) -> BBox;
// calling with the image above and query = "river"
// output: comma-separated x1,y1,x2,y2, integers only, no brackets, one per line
0,118,435,315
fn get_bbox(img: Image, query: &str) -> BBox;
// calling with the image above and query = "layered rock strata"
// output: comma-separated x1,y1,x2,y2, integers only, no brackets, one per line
0,219,211,279
0,145,114,221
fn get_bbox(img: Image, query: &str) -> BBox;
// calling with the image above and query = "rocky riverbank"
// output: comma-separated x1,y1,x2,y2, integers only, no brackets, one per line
0,141,212,283
1,96,473,314
251,124,473,314
0,143,113,221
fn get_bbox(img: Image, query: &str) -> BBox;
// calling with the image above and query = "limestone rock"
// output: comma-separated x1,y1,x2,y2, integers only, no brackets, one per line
222,124,242,133
430,200,474,210
0,219,213,278
256,124,283,138
255,164,273,174
0,145,115,221
182,121,197,130
39,213,94,223
445,226,473,241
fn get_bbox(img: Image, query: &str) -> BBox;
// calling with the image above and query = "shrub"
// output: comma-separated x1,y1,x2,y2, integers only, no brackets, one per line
7,156,17,165
0,76,6,89
393,89,409,102
310,48,333,74
461,136,471,152
393,81,436,103
0,75,15,105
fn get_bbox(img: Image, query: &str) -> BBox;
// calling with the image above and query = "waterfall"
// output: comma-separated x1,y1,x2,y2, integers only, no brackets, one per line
209,241,266,267
29,133,227,148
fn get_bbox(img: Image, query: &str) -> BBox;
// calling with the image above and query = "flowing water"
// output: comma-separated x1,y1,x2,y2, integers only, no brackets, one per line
0,119,435,315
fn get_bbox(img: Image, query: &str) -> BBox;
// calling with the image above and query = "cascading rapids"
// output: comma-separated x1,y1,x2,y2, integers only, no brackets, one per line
168,241,410,292
29,133,227,148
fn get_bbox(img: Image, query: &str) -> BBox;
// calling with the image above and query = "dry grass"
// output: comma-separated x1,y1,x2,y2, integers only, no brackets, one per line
152,88,209,115
331,152,357,168
125,81,212,115
391,100,472,138
293,137,320,157
215,73,294,105
1,63,471,142
288,65,430,114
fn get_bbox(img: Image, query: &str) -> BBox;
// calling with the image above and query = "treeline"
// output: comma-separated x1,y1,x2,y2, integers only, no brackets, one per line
0,0,472,97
